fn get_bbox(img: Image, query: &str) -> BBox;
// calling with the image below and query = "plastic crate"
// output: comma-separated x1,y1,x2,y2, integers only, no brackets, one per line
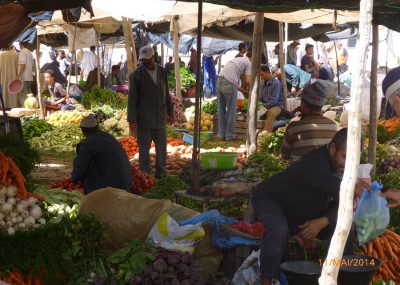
182,132,203,145
200,152,237,169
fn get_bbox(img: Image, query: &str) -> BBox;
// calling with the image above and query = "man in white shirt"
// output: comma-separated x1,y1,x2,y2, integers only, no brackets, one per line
216,51,251,140
16,42,34,106
80,46,97,80
287,40,300,66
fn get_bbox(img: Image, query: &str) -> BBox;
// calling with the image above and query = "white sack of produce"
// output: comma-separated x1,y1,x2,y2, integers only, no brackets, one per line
147,212,205,253
79,188,222,276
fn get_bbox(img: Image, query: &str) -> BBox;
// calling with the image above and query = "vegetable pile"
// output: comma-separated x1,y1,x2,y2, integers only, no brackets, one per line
50,177,83,192
202,100,217,115
230,221,265,238
168,67,196,90
245,152,287,179
258,127,286,154
22,118,54,140
46,110,86,127
82,86,127,109
186,113,213,132
119,136,139,158
130,166,155,195
29,124,83,152
0,152,45,235
358,229,400,283
378,118,400,134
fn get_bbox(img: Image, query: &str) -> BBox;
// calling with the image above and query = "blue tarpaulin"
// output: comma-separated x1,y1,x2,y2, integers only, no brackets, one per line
146,32,196,54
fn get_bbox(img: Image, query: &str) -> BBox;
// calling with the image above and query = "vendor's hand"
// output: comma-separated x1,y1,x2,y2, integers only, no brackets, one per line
298,217,329,240
129,122,137,138
380,189,400,208
355,180,372,198
290,87,297,95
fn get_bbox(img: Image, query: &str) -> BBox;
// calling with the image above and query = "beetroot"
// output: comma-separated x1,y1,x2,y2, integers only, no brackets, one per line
153,258,168,273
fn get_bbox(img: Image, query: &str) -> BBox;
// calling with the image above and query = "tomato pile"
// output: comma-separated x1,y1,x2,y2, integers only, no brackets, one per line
51,177,83,193
119,136,139,158
230,221,265,238
130,165,156,195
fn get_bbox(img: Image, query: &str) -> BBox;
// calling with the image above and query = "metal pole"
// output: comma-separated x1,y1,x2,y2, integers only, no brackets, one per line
190,0,203,194
279,22,288,109
35,33,43,117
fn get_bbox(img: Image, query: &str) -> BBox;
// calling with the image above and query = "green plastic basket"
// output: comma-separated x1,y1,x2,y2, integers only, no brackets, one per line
200,131,213,141
200,152,237,169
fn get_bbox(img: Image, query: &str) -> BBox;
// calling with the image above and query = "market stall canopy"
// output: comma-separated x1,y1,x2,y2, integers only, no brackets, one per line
264,9,359,24
175,0,400,32
0,0,93,48
161,2,254,33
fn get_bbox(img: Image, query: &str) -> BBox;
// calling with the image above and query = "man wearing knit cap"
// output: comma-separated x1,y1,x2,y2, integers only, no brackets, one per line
281,80,339,161
71,115,132,194
382,66,400,118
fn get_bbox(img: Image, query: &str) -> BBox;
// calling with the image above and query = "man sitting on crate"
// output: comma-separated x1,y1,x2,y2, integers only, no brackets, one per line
257,65,284,133
252,128,370,285
280,80,338,161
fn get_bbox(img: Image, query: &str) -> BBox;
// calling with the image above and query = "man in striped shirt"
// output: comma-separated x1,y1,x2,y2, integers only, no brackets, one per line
280,80,338,161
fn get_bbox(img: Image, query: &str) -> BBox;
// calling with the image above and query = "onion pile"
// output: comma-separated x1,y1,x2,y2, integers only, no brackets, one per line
0,185,45,235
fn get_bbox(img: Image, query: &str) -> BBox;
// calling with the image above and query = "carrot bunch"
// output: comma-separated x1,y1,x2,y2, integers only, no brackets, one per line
0,151,43,201
0,271,43,285
378,118,400,133
359,229,400,283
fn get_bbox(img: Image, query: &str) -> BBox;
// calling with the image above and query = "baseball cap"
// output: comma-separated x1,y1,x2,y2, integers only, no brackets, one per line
139,46,154,60
300,80,329,107
80,115,98,128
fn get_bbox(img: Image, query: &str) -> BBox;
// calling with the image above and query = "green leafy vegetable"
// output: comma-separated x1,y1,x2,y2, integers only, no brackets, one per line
81,86,127,109
168,67,196,90
202,100,218,115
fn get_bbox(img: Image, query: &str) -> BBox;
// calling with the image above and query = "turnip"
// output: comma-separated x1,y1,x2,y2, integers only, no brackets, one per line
16,203,26,213
24,216,35,226
21,210,29,218
30,205,42,219
7,227,15,235
7,197,16,205
6,185,17,197
1,202,12,213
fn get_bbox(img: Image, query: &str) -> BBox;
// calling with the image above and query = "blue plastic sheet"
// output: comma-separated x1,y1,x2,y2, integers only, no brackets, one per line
178,210,260,249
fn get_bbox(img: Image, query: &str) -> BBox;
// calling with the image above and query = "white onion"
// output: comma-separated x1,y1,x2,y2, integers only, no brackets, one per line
6,185,17,197
0,220,5,226
18,223,26,229
0,197,5,204
10,211,17,218
21,210,29,218
30,205,42,220
0,212,3,220
7,227,15,235
6,221,12,227
17,216,23,223
1,202,12,213
38,218,46,225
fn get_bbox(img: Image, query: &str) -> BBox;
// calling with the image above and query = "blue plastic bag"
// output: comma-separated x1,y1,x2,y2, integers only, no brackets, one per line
354,181,390,244
178,210,260,249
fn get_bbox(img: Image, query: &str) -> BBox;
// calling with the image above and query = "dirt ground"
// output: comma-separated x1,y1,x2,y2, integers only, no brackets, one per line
31,153,74,186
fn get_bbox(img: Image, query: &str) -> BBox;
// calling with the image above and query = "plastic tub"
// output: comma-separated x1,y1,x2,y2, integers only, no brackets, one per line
280,261,321,285
183,132,203,145
338,255,380,285
200,152,237,169
200,131,213,141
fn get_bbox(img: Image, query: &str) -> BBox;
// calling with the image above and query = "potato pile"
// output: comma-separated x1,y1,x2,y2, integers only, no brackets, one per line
186,114,213,131
132,251,205,285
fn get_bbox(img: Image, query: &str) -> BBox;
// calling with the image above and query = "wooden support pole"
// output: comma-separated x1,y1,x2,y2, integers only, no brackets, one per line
128,19,137,70
246,12,264,155
279,22,288,109
161,42,165,67
35,34,43,117
190,0,202,193
95,31,101,87
368,24,379,174
172,16,182,99
319,0,373,284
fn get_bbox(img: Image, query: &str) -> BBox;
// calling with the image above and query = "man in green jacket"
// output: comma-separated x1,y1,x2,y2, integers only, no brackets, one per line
127,46,174,178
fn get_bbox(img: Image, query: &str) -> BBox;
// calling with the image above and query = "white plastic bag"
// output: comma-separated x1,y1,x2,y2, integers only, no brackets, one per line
232,250,261,285
147,212,205,253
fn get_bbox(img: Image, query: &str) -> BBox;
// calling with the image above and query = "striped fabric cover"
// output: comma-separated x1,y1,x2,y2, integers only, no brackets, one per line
281,114,339,161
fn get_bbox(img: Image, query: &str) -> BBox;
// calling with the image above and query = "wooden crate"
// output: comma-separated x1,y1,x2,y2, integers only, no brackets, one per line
213,115,265,139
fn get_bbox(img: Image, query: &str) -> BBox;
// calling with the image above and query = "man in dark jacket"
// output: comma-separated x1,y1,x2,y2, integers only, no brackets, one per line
127,46,174,178
252,128,361,285
71,116,132,194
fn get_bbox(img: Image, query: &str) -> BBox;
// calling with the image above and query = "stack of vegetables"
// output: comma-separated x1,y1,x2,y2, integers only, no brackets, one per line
130,166,155,195
81,86,127,110
186,113,213,132
119,136,139,158
29,124,83,152
0,152,45,235
50,177,83,193
245,151,287,179
21,118,54,141
358,229,400,283
46,110,86,127
378,118,400,134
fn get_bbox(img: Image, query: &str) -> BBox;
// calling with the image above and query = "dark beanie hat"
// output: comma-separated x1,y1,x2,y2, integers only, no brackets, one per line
300,80,329,107
382,66,400,100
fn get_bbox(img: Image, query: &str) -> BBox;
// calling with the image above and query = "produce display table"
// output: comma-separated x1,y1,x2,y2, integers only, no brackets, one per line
174,190,250,213
212,114,265,140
